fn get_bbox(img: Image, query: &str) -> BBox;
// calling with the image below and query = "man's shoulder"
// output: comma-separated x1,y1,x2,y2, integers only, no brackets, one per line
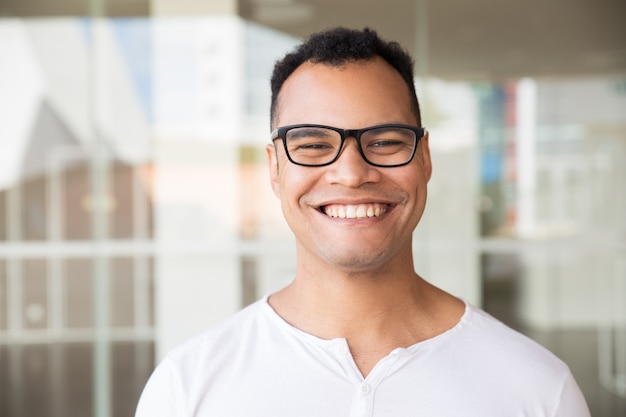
398,302,589,416
454,303,570,376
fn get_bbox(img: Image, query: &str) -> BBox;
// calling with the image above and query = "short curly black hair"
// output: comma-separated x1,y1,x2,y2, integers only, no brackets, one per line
270,27,421,128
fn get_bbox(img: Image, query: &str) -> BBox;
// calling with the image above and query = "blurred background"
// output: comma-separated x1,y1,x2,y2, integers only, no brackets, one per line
0,0,625,416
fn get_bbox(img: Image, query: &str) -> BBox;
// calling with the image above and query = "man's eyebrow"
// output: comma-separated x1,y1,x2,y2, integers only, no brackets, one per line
368,126,413,134
287,127,335,139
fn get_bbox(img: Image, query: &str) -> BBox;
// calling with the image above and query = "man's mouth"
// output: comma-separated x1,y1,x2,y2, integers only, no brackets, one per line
321,203,389,219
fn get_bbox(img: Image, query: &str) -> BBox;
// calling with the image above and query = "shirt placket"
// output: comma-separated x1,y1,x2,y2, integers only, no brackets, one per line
346,347,410,417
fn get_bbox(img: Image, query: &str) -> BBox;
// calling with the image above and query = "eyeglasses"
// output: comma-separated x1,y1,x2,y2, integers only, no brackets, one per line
271,124,426,167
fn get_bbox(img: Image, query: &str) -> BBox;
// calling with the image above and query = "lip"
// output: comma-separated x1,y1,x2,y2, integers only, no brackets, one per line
314,195,398,207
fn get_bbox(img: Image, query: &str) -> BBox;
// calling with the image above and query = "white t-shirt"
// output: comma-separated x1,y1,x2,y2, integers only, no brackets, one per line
135,296,591,417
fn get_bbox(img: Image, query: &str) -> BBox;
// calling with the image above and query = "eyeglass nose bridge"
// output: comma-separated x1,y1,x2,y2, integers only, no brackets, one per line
340,128,363,139
330,128,369,164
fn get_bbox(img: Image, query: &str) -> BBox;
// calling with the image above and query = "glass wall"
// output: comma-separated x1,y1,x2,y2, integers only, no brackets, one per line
0,2,624,416
0,14,156,417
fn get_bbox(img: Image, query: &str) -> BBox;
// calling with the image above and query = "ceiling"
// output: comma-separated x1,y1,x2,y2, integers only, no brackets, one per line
2,0,625,80
242,0,626,80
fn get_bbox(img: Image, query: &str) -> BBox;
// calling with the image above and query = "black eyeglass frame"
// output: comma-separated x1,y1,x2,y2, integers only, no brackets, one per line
270,123,427,168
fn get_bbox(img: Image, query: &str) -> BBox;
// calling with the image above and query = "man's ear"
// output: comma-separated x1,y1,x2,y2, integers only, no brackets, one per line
419,131,432,182
266,143,281,197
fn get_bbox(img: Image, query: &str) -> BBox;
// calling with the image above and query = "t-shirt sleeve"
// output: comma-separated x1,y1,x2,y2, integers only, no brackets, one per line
553,371,591,417
135,358,185,417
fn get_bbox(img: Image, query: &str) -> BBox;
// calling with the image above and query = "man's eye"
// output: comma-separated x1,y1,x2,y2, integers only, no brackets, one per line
371,140,402,147
299,142,334,149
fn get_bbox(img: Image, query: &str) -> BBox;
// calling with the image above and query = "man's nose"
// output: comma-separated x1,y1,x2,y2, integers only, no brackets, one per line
325,138,380,186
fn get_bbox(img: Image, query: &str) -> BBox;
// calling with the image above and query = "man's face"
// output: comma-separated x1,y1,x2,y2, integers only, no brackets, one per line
266,57,432,273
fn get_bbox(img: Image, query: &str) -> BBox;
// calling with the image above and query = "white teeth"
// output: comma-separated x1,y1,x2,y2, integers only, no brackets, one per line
324,204,387,219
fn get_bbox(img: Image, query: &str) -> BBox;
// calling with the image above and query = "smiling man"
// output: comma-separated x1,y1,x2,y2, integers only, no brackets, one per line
136,27,590,416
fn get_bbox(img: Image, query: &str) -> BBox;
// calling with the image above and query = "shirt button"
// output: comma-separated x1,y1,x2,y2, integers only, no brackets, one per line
359,383,371,396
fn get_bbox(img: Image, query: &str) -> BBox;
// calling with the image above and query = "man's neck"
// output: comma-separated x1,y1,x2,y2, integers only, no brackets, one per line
268,267,464,377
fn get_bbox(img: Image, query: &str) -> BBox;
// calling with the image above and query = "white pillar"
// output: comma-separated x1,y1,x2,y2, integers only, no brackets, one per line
152,17,244,359
516,78,537,237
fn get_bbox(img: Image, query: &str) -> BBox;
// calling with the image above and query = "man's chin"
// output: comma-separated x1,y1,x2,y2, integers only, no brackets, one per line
318,249,391,274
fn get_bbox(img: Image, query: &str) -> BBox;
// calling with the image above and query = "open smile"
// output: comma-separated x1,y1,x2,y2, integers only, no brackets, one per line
320,203,390,219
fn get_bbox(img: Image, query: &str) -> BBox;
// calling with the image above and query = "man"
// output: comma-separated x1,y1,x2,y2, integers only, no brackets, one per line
136,27,590,416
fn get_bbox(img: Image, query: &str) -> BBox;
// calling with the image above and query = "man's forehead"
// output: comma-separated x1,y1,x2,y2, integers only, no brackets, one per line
273,57,413,125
